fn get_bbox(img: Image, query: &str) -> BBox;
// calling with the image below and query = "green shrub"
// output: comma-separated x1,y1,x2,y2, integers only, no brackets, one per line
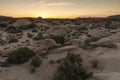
8,37,18,43
18,24,35,30
6,26,16,31
33,36,41,40
0,23,7,28
27,33,33,38
7,47,36,64
91,59,98,68
49,60,55,64
54,53,92,80
0,62,11,67
6,26,22,33
32,29,38,32
50,36,65,45
79,26,88,32
33,32,42,40
0,39,5,45
30,56,42,67
56,59,62,63
30,67,36,74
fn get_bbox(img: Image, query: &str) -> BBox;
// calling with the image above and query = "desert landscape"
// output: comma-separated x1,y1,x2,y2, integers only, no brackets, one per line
0,15,120,80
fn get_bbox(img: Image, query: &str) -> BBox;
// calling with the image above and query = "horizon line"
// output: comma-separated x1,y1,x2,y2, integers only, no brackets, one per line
0,14,120,19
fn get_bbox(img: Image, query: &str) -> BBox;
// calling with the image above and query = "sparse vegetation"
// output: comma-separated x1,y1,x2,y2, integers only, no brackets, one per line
30,67,36,74
33,32,43,40
6,26,22,33
49,60,55,64
7,47,36,64
32,29,38,32
0,62,11,67
18,23,35,30
91,59,98,69
54,53,92,80
50,36,65,45
30,56,42,67
8,37,18,43
27,32,33,38
0,23,7,28
0,16,120,80
0,39,5,46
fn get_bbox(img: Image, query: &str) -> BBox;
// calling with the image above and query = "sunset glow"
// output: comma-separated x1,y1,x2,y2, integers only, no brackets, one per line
0,0,120,18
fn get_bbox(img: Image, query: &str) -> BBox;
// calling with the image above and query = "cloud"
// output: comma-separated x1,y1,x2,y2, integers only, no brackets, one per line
43,2,74,7
28,2,42,7
28,0,74,8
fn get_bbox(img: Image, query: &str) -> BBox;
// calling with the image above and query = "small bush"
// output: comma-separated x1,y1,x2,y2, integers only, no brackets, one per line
6,26,22,33
32,29,38,32
79,26,88,32
27,33,33,38
49,60,55,64
56,59,62,63
91,59,98,68
50,36,65,45
33,32,42,40
8,37,18,43
33,36,41,40
0,23,7,28
54,53,92,80
7,47,36,64
18,24,35,30
0,62,11,67
30,56,42,67
0,39,5,45
30,67,36,74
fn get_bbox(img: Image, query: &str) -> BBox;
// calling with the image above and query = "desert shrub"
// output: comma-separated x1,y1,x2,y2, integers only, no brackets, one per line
18,24,35,30
0,39,5,46
50,36,65,45
33,32,42,40
7,47,36,64
30,67,36,74
54,53,92,80
79,26,88,31
6,26,22,33
6,26,16,32
32,29,38,32
56,59,63,63
27,33,33,38
91,59,98,69
0,61,11,67
0,23,7,28
30,56,42,67
8,37,18,43
33,36,41,40
85,37,99,44
49,60,55,64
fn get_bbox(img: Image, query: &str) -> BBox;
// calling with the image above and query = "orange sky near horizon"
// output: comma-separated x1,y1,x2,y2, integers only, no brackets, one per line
0,0,120,18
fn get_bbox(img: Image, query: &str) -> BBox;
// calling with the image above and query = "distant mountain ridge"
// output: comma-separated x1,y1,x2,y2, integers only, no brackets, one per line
107,15,120,18
0,15,13,19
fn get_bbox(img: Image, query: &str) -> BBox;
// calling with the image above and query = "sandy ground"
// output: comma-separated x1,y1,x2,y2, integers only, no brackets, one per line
1,46,120,80
0,18,120,80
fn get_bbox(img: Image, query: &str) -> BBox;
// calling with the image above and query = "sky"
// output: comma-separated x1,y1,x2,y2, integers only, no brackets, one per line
0,0,120,18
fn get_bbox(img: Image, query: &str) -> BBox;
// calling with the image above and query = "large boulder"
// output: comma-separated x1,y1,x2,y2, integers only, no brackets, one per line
94,72,120,80
50,45,80,54
12,19,31,27
65,39,85,46
41,39,58,48
93,50,120,80
45,26,72,36
87,28,110,39
90,37,116,48
89,31,120,48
